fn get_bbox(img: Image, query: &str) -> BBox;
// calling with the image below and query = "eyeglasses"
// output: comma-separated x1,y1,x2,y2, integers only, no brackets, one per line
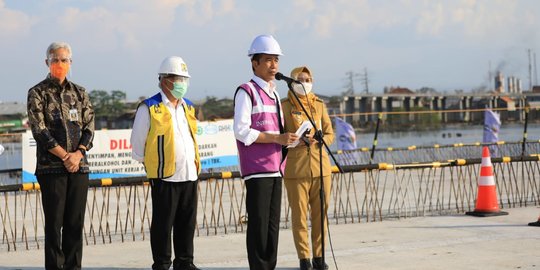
48,58,71,64
165,76,189,83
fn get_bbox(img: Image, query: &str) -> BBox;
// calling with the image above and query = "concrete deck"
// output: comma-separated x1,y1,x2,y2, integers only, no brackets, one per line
1,206,539,270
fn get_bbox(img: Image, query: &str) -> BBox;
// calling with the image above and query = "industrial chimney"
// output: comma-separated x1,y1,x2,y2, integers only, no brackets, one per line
495,71,505,93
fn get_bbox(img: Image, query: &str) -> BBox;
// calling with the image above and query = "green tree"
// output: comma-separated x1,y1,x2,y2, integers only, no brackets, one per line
416,87,439,94
328,95,342,108
200,96,234,120
89,90,127,129
110,90,127,117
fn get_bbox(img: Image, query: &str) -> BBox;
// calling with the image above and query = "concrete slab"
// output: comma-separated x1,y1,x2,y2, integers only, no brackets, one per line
1,206,538,270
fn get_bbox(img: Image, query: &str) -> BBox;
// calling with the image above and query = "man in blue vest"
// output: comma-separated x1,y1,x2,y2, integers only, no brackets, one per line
131,56,201,270
233,34,299,270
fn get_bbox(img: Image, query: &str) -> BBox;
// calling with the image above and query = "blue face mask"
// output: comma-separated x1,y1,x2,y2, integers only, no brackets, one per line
170,81,188,100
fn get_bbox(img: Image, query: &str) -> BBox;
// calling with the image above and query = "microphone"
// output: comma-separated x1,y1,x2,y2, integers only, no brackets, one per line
275,72,300,84
301,128,311,147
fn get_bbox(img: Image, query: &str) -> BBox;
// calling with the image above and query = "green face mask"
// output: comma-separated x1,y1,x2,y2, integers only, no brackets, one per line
170,81,188,100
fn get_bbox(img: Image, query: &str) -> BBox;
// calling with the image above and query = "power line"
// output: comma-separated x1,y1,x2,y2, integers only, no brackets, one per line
361,68,369,94
534,51,538,86
343,70,361,95
528,49,533,90
343,68,370,94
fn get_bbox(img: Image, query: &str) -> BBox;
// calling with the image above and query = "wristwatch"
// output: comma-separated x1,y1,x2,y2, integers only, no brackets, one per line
78,147,86,156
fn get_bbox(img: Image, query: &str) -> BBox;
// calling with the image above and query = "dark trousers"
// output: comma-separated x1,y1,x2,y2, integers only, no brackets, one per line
245,177,282,270
150,179,198,270
37,173,89,270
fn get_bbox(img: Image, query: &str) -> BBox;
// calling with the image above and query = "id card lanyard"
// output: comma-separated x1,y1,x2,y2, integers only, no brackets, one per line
63,92,78,122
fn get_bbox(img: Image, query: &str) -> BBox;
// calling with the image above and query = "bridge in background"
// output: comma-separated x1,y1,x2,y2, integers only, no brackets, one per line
337,92,540,127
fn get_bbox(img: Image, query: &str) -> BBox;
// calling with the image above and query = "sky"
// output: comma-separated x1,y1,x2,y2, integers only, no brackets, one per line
0,0,539,103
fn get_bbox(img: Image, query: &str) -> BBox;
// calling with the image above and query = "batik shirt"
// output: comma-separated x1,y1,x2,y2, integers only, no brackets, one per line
27,75,95,174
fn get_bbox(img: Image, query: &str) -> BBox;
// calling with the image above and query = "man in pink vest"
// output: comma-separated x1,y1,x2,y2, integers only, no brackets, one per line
233,34,299,270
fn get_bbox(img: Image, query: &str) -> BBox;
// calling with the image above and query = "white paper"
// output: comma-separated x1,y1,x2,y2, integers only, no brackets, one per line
287,120,313,148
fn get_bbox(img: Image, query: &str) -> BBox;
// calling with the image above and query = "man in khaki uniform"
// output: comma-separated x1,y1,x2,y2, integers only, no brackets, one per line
281,66,334,270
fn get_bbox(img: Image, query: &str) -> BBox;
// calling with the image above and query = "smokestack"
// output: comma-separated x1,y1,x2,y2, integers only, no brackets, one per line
495,71,504,93
507,77,514,93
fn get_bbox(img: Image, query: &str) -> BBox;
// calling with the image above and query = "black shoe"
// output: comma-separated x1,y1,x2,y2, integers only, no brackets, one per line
529,220,540,227
300,258,313,270
312,257,329,270
174,262,201,270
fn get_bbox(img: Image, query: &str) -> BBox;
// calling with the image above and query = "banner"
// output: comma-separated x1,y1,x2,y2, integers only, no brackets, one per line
196,119,238,170
334,117,357,150
483,109,500,143
22,119,239,183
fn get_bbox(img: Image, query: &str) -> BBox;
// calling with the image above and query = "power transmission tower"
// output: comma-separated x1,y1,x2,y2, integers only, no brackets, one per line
529,49,533,90
343,70,361,95
360,67,369,94
534,51,538,86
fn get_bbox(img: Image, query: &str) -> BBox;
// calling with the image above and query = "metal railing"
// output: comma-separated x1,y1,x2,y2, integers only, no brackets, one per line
1,154,539,252
333,141,540,165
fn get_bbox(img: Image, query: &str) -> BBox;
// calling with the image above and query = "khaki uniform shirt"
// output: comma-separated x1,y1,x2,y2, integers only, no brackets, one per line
282,97,334,179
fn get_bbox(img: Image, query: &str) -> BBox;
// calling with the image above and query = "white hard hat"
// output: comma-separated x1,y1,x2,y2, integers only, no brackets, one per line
247,35,283,57
158,56,190,78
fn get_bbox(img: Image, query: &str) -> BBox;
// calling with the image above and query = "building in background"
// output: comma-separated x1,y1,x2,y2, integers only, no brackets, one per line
0,102,27,133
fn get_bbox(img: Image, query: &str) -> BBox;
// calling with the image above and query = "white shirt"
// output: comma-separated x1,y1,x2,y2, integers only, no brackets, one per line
233,75,283,180
131,91,198,182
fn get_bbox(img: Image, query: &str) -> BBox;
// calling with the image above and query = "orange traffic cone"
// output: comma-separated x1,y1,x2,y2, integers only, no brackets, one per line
466,146,508,217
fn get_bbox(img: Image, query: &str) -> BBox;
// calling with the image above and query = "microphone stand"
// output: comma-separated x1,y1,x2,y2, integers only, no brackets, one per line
285,81,343,269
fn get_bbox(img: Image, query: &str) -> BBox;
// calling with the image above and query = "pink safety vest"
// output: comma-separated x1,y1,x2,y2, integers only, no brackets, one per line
235,81,285,177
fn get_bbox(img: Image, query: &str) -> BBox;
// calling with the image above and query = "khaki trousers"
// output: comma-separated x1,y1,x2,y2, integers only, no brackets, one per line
284,175,331,259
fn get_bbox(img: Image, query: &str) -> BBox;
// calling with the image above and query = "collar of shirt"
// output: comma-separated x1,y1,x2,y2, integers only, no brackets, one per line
46,74,70,88
160,91,185,107
251,75,276,99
